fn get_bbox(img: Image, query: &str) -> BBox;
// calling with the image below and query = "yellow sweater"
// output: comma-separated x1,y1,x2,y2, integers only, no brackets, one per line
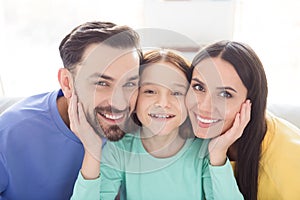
232,113,300,199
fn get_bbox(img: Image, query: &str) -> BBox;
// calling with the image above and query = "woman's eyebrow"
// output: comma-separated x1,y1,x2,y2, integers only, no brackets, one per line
191,78,205,85
192,78,237,93
216,86,237,93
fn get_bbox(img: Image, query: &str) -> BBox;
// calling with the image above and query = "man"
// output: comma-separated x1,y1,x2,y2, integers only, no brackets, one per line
0,21,142,200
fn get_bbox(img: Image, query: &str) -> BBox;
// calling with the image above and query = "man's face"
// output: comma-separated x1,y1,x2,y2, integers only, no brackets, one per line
73,44,140,141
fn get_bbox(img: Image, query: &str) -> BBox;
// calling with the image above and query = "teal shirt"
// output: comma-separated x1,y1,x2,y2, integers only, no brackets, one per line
72,132,243,200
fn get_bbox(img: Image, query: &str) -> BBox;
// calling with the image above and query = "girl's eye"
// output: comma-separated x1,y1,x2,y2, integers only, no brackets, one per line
219,91,232,98
96,81,109,86
192,84,205,92
143,89,156,94
172,91,184,96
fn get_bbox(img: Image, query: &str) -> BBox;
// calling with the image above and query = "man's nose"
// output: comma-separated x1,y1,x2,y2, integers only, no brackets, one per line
110,87,128,111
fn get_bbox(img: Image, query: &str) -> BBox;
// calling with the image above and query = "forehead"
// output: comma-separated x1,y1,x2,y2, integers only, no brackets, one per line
140,62,188,88
193,57,243,88
77,43,140,80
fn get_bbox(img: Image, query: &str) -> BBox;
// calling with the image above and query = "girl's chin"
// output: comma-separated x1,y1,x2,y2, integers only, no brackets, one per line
194,129,221,139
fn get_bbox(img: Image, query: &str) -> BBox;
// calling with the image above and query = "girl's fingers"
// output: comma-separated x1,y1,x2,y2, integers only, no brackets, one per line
77,101,88,125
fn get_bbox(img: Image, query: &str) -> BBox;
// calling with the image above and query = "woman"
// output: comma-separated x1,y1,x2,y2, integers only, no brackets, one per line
186,40,300,200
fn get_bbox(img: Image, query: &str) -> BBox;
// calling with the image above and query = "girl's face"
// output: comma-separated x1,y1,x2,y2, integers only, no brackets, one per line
186,57,247,139
136,62,189,135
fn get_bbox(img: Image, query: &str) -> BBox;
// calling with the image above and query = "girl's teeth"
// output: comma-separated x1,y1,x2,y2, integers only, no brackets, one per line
149,114,174,118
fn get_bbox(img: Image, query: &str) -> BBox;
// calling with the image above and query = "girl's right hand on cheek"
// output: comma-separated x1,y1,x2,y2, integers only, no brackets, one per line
68,93,102,161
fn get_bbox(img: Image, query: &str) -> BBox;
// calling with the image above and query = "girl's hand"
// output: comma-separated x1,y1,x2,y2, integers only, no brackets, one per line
208,99,251,166
68,93,103,161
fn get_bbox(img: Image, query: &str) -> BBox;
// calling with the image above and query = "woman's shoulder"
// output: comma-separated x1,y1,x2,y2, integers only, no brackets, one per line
262,112,300,159
258,113,300,199
265,112,300,141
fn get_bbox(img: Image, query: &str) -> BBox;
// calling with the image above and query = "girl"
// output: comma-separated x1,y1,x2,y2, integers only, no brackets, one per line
71,49,249,199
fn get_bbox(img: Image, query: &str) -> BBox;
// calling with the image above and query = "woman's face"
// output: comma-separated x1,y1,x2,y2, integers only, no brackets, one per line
186,57,247,139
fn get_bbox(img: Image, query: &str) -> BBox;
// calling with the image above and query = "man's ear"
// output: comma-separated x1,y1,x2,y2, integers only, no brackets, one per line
58,68,74,98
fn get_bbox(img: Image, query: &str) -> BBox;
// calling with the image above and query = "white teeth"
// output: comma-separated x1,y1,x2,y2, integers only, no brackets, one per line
149,113,174,119
196,115,219,124
103,113,124,120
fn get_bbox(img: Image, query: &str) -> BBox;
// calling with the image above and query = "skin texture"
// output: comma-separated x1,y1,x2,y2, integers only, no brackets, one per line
137,61,189,158
60,44,140,179
186,57,248,139
137,62,188,136
186,57,251,165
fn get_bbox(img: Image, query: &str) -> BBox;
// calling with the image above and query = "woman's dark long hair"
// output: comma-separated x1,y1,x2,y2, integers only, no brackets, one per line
191,41,268,200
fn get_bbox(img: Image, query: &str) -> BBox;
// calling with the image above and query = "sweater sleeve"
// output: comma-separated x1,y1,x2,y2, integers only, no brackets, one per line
0,153,8,195
71,141,123,200
70,172,101,200
99,141,124,199
208,158,244,200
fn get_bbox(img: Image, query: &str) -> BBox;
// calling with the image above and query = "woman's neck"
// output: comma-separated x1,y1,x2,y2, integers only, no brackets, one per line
140,127,186,158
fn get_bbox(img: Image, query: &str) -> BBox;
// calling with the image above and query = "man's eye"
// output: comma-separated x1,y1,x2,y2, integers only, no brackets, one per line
192,84,205,92
95,81,109,86
219,91,232,98
123,82,137,87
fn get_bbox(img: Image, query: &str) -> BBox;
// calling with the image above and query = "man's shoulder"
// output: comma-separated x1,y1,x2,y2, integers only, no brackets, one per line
0,90,61,133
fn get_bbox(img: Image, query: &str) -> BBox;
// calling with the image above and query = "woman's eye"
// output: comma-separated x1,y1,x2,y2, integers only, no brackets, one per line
219,91,232,98
192,84,205,92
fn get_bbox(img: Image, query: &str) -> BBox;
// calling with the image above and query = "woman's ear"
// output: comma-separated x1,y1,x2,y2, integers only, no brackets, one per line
58,68,74,98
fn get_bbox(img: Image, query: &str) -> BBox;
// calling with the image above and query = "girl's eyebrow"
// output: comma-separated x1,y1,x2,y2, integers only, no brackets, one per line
173,83,188,89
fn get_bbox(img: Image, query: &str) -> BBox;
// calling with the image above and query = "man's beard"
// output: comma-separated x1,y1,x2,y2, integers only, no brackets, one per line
86,106,131,141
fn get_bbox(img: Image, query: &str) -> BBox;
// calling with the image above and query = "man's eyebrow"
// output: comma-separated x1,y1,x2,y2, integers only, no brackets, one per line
89,73,139,81
90,73,114,81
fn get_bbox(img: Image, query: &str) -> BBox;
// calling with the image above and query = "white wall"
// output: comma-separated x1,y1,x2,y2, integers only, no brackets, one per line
143,0,235,46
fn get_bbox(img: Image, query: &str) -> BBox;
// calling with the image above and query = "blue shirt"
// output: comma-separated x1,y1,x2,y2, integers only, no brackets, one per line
0,90,84,200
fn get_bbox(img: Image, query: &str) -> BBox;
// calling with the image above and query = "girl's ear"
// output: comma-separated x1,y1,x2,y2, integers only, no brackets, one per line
58,68,74,98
